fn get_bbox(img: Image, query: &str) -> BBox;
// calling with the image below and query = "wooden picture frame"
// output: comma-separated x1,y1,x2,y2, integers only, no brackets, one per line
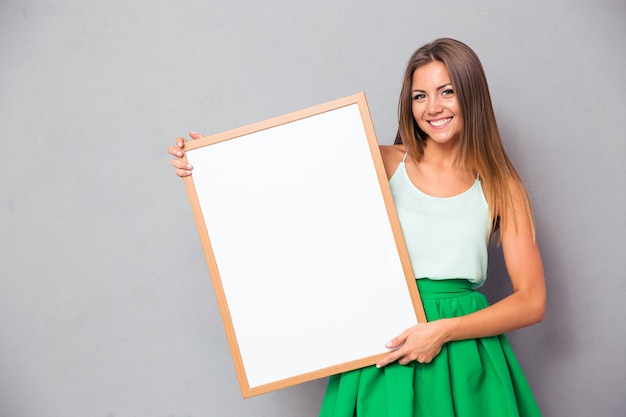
182,93,426,398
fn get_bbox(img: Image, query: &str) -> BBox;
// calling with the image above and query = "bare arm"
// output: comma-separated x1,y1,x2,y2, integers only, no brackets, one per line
447,195,546,338
376,178,546,366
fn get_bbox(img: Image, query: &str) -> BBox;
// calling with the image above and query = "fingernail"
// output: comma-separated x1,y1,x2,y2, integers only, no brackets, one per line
176,151,183,157
187,164,193,169
385,341,392,348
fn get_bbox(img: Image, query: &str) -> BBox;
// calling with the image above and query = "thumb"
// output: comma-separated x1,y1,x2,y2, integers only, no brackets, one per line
189,131,204,140
385,331,409,349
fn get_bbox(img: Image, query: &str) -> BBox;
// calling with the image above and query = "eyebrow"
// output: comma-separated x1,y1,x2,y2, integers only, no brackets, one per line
412,83,453,93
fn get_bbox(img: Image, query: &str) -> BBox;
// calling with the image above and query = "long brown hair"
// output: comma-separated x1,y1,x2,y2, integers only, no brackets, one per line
394,38,534,238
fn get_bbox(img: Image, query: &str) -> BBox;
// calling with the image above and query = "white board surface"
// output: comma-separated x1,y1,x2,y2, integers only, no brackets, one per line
182,93,424,397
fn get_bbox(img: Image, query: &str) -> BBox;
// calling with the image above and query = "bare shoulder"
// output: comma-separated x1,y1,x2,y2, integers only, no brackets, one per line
379,144,405,158
379,144,406,179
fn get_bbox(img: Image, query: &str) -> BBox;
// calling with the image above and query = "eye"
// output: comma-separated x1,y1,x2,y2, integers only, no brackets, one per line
441,88,454,96
412,93,426,101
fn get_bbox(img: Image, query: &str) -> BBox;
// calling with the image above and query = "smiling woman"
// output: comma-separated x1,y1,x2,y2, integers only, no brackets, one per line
319,38,546,417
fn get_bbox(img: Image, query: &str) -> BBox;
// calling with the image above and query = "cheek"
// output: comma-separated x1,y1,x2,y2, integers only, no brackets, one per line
411,103,423,122
453,110,463,129
411,101,421,117
451,100,462,117
412,104,429,129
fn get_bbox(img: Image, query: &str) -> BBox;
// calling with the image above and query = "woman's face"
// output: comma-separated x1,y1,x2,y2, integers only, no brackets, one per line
411,61,463,146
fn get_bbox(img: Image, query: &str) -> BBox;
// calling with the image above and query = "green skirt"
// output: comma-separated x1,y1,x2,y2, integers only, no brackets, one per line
319,279,541,417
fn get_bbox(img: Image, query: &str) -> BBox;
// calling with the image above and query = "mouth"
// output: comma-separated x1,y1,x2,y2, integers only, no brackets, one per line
428,117,453,128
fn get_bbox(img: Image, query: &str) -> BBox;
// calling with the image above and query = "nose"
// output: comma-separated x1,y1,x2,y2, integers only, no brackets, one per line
427,97,443,114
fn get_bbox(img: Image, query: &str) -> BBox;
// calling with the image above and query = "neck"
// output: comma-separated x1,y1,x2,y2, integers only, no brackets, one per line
421,139,463,169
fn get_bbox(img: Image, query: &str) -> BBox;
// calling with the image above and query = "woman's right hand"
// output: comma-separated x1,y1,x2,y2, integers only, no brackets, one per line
168,131,203,177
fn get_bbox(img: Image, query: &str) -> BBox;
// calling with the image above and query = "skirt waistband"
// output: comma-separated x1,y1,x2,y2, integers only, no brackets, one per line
416,278,473,299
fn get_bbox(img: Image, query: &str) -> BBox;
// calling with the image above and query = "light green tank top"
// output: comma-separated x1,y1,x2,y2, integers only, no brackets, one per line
389,155,491,288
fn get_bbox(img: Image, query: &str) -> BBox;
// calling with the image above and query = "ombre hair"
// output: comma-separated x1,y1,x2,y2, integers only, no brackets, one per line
394,38,534,238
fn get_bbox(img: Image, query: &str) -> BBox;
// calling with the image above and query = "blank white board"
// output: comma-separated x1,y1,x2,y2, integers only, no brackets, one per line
182,93,425,397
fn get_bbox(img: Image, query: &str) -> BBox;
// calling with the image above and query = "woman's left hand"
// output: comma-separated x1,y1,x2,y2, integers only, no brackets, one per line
376,319,453,367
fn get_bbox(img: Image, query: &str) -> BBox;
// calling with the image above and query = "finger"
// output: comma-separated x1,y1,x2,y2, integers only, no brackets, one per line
385,332,409,350
385,339,401,349
175,137,187,149
174,167,193,177
168,145,185,158
170,158,193,170
170,159,193,177
376,348,402,368
398,354,417,366
189,131,203,140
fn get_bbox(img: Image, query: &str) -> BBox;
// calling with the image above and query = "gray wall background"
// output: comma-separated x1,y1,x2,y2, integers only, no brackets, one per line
1,0,624,416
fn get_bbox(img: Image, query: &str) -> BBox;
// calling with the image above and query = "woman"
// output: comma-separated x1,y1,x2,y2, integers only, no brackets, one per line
168,38,546,417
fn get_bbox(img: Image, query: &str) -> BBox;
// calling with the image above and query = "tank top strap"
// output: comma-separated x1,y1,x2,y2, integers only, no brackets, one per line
401,150,408,163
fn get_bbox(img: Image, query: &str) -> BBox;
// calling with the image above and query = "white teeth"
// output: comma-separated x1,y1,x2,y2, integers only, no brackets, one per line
429,117,452,127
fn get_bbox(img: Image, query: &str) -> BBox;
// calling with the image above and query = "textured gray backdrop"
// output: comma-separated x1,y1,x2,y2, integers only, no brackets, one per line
1,1,624,416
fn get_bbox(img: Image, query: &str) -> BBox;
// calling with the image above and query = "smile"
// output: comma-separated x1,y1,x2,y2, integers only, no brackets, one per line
428,117,453,127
